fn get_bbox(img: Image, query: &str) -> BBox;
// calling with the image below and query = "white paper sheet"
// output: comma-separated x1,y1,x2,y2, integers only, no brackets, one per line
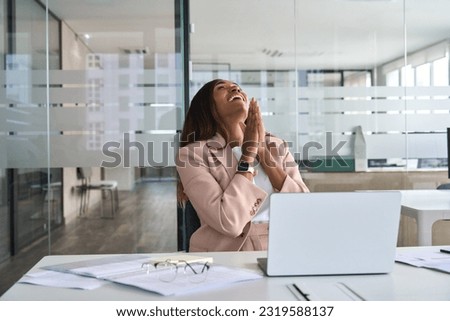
395,248,450,273
106,264,263,296
18,270,106,290
41,254,262,295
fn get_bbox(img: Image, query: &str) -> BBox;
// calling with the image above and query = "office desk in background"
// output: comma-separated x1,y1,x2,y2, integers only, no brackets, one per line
1,247,450,301
400,190,450,246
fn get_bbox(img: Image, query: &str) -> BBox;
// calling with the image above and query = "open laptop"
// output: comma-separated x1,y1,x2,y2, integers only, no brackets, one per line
257,191,401,276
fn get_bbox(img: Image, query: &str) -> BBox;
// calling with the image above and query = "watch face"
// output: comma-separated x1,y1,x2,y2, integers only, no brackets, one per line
237,161,249,171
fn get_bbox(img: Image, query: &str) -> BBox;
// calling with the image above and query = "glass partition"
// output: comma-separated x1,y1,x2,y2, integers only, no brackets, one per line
403,0,449,170
190,0,449,190
0,0,7,264
295,0,406,171
0,0,183,273
5,0,63,255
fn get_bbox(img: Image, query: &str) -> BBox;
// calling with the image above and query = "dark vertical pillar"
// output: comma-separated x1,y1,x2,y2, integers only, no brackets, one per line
175,0,190,118
6,0,17,255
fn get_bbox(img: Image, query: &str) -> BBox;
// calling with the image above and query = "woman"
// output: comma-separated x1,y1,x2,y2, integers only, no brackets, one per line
176,79,309,252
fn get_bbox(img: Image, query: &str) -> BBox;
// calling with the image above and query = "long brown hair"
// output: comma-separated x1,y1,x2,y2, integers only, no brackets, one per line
177,79,230,203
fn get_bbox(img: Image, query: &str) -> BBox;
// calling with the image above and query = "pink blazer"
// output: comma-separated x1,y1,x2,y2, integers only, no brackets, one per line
176,133,309,252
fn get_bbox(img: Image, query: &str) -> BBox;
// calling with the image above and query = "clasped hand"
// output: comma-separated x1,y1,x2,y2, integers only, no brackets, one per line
240,98,266,163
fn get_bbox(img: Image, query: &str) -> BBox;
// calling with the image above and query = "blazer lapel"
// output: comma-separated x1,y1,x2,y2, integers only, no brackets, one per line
206,134,237,181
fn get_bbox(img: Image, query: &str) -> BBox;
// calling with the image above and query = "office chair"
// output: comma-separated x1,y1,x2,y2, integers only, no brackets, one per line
437,183,450,190
76,167,119,218
177,200,201,252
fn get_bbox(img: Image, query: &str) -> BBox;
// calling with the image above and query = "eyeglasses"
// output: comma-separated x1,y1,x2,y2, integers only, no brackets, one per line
141,259,210,283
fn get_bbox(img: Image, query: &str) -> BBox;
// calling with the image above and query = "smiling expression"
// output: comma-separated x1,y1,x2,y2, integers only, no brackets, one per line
213,80,249,122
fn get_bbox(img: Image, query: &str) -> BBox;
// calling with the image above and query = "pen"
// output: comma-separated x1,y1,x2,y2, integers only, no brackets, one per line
440,248,450,254
292,283,310,301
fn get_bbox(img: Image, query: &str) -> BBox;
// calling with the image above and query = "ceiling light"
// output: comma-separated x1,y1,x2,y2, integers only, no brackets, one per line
262,48,283,57
120,47,150,55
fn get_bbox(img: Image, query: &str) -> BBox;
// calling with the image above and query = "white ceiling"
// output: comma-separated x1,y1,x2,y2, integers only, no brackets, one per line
47,0,450,71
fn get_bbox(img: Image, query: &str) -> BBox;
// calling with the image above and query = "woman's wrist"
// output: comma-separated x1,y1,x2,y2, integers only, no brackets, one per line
241,142,258,161
235,171,254,181
240,155,255,164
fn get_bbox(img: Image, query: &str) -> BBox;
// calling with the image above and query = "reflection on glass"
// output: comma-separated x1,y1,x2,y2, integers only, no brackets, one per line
0,0,181,270
433,57,448,87
190,0,449,173
15,169,63,250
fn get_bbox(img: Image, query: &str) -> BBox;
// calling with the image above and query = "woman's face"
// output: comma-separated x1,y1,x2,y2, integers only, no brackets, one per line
212,80,249,123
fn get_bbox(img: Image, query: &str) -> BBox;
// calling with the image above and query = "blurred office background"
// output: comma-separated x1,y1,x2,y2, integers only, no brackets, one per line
1,0,450,294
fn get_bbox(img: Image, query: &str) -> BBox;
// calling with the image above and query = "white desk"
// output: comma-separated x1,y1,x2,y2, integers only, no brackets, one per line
1,247,450,301
400,190,450,246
